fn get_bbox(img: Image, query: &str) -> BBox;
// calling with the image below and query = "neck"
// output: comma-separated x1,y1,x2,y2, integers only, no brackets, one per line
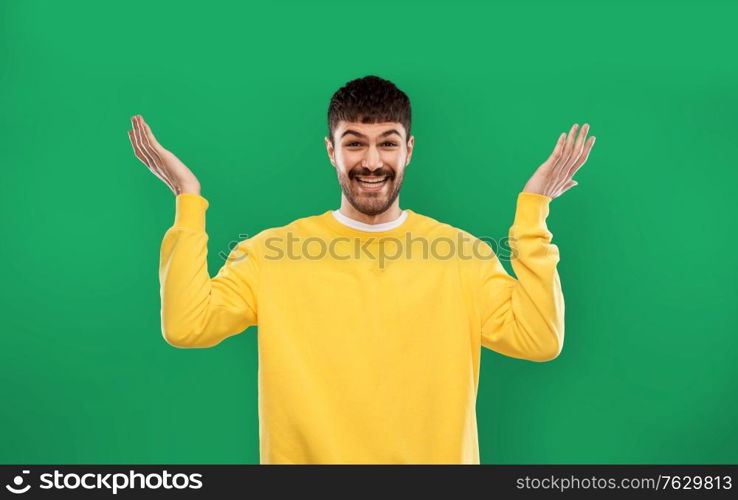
338,197,403,224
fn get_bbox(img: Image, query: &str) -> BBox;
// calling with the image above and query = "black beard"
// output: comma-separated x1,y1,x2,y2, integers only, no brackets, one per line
336,168,404,217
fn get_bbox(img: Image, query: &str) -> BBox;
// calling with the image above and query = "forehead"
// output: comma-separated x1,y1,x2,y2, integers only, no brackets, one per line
335,120,406,140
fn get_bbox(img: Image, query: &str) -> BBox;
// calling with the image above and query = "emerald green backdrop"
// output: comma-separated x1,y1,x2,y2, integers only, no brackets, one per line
1,0,736,464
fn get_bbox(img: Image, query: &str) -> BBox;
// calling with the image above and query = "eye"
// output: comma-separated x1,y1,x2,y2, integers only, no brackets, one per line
345,141,398,147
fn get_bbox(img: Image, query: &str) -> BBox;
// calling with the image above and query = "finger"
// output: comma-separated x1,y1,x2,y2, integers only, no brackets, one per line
549,123,578,189
572,123,589,162
132,116,157,172
551,124,585,194
130,127,173,190
542,133,566,171
132,116,176,192
551,178,577,199
136,116,165,170
561,123,579,161
128,126,149,166
141,117,163,149
560,179,578,195
553,123,578,176
567,136,596,179
561,123,590,177
134,115,174,191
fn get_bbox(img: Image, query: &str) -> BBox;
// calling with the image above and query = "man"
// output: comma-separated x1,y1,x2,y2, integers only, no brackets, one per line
127,75,595,464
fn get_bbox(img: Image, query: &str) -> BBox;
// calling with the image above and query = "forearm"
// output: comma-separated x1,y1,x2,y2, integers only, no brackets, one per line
159,194,255,348
480,192,565,361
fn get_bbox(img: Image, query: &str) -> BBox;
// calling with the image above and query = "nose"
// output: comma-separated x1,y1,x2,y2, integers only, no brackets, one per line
362,144,383,170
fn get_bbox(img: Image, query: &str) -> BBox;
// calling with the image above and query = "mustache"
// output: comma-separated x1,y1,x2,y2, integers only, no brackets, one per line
349,168,394,179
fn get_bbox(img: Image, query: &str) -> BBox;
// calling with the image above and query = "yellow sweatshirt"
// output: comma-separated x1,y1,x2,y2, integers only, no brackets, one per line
159,192,564,464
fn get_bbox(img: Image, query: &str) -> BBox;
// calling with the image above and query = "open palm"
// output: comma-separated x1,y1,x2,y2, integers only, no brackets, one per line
127,114,201,196
524,123,596,199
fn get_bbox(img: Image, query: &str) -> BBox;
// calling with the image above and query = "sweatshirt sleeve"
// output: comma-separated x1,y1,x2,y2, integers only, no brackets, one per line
475,192,565,362
158,193,259,348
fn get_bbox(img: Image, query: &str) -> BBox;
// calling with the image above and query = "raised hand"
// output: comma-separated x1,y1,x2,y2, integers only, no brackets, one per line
523,123,596,199
128,114,202,196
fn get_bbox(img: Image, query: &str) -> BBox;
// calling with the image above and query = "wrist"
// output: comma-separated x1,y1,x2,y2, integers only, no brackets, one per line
176,184,201,196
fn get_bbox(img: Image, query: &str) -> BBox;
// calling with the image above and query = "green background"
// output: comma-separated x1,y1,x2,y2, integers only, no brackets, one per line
1,0,736,464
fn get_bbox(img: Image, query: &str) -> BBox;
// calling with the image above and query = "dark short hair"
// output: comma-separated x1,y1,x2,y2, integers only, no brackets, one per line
327,75,412,146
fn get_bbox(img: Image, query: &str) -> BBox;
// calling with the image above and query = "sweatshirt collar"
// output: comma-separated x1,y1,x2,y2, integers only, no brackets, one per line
331,209,408,232
321,208,416,238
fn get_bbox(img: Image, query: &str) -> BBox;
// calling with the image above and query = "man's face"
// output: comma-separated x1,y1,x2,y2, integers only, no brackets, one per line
325,120,414,217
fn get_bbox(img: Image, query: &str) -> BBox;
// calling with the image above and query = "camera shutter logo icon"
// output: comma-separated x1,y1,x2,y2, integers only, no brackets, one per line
5,470,31,494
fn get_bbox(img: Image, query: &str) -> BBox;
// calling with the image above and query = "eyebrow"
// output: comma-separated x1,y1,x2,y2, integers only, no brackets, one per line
340,129,402,140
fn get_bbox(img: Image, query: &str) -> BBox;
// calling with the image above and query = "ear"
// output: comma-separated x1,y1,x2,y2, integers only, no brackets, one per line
325,136,337,167
405,135,415,166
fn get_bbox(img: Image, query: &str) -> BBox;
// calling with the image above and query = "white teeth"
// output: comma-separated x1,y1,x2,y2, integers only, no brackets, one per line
356,176,387,184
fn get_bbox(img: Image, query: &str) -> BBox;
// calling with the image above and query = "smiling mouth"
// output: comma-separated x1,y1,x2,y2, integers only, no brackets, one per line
353,175,389,191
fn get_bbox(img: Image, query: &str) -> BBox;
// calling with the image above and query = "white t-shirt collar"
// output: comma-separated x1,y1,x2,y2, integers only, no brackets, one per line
331,209,408,232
